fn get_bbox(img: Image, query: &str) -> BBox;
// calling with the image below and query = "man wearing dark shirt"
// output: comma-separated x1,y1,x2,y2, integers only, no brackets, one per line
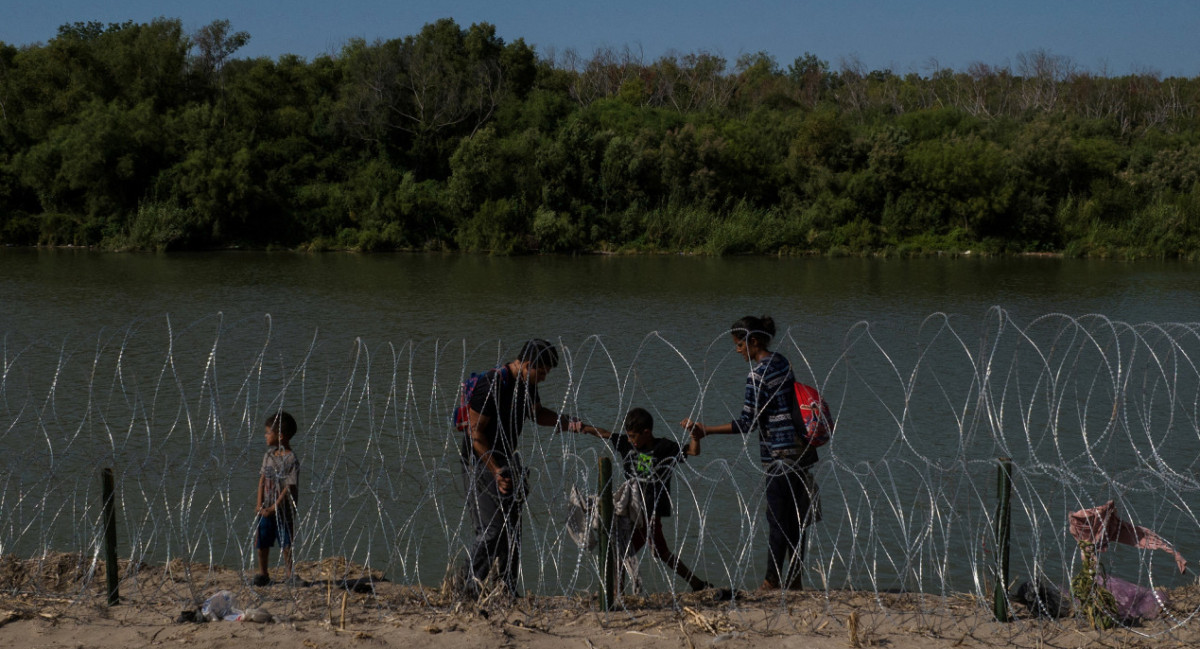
461,339,579,598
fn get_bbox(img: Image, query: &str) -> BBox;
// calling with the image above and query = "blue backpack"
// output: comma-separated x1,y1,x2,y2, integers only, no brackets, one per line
453,366,509,431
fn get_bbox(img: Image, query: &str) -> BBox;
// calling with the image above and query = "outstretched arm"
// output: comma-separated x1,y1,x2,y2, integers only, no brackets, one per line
535,405,584,432
576,423,612,439
682,365,771,440
679,419,735,439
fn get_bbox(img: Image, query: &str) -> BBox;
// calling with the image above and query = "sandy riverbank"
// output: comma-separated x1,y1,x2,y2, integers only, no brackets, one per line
2,555,1197,648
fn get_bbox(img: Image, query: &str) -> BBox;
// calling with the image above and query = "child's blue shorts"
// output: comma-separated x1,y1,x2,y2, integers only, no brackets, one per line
256,513,294,549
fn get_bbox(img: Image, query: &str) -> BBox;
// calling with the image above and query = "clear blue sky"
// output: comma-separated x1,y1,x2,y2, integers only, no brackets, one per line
3,0,1198,78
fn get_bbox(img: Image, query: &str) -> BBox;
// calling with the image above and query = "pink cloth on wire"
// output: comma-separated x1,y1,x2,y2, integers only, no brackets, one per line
1068,500,1187,574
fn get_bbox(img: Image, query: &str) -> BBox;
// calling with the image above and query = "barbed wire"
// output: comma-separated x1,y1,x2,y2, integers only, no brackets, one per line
1,307,1198,636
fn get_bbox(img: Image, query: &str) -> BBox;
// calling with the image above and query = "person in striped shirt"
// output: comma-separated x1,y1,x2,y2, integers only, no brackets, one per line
681,315,821,591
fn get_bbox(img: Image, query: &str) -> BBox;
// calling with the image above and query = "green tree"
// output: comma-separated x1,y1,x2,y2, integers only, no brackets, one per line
899,134,1015,238
787,52,832,107
335,18,509,174
190,19,250,82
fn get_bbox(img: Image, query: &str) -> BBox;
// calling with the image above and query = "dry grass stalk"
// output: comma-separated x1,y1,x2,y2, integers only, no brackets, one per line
683,606,717,634
326,578,334,625
340,590,348,630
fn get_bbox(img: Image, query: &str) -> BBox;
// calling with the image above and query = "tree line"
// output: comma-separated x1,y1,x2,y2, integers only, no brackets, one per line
1,18,1199,257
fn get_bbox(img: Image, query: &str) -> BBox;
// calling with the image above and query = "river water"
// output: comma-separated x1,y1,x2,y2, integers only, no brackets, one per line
2,250,1199,595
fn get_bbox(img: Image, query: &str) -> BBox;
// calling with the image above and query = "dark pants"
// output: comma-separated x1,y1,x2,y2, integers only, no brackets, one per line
255,510,294,549
763,463,818,589
463,461,523,595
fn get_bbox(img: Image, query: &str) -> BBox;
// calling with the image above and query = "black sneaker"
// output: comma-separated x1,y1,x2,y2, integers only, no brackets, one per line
252,574,271,587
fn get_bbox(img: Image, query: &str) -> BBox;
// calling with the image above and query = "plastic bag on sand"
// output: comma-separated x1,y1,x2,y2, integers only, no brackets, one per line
201,590,245,622
243,607,274,623
1099,574,1169,622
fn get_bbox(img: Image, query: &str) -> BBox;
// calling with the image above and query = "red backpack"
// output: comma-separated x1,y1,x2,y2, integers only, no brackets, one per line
793,382,833,447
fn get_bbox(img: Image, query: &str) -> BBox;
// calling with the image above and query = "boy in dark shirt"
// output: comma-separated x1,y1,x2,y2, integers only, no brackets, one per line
575,407,715,593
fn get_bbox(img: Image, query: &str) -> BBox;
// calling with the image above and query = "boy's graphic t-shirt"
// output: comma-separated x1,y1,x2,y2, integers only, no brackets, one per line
610,436,685,518
261,449,300,517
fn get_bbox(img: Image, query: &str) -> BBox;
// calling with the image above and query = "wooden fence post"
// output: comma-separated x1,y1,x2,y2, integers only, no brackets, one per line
102,468,120,606
598,457,614,611
993,457,1013,621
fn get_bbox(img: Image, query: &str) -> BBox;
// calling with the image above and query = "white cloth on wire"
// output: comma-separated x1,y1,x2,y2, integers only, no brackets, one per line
565,479,647,594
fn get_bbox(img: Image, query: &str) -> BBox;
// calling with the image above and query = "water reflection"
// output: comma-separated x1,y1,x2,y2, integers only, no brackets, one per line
2,251,1199,594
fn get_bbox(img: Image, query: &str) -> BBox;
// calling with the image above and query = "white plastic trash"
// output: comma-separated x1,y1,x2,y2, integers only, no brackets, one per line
201,590,245,622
